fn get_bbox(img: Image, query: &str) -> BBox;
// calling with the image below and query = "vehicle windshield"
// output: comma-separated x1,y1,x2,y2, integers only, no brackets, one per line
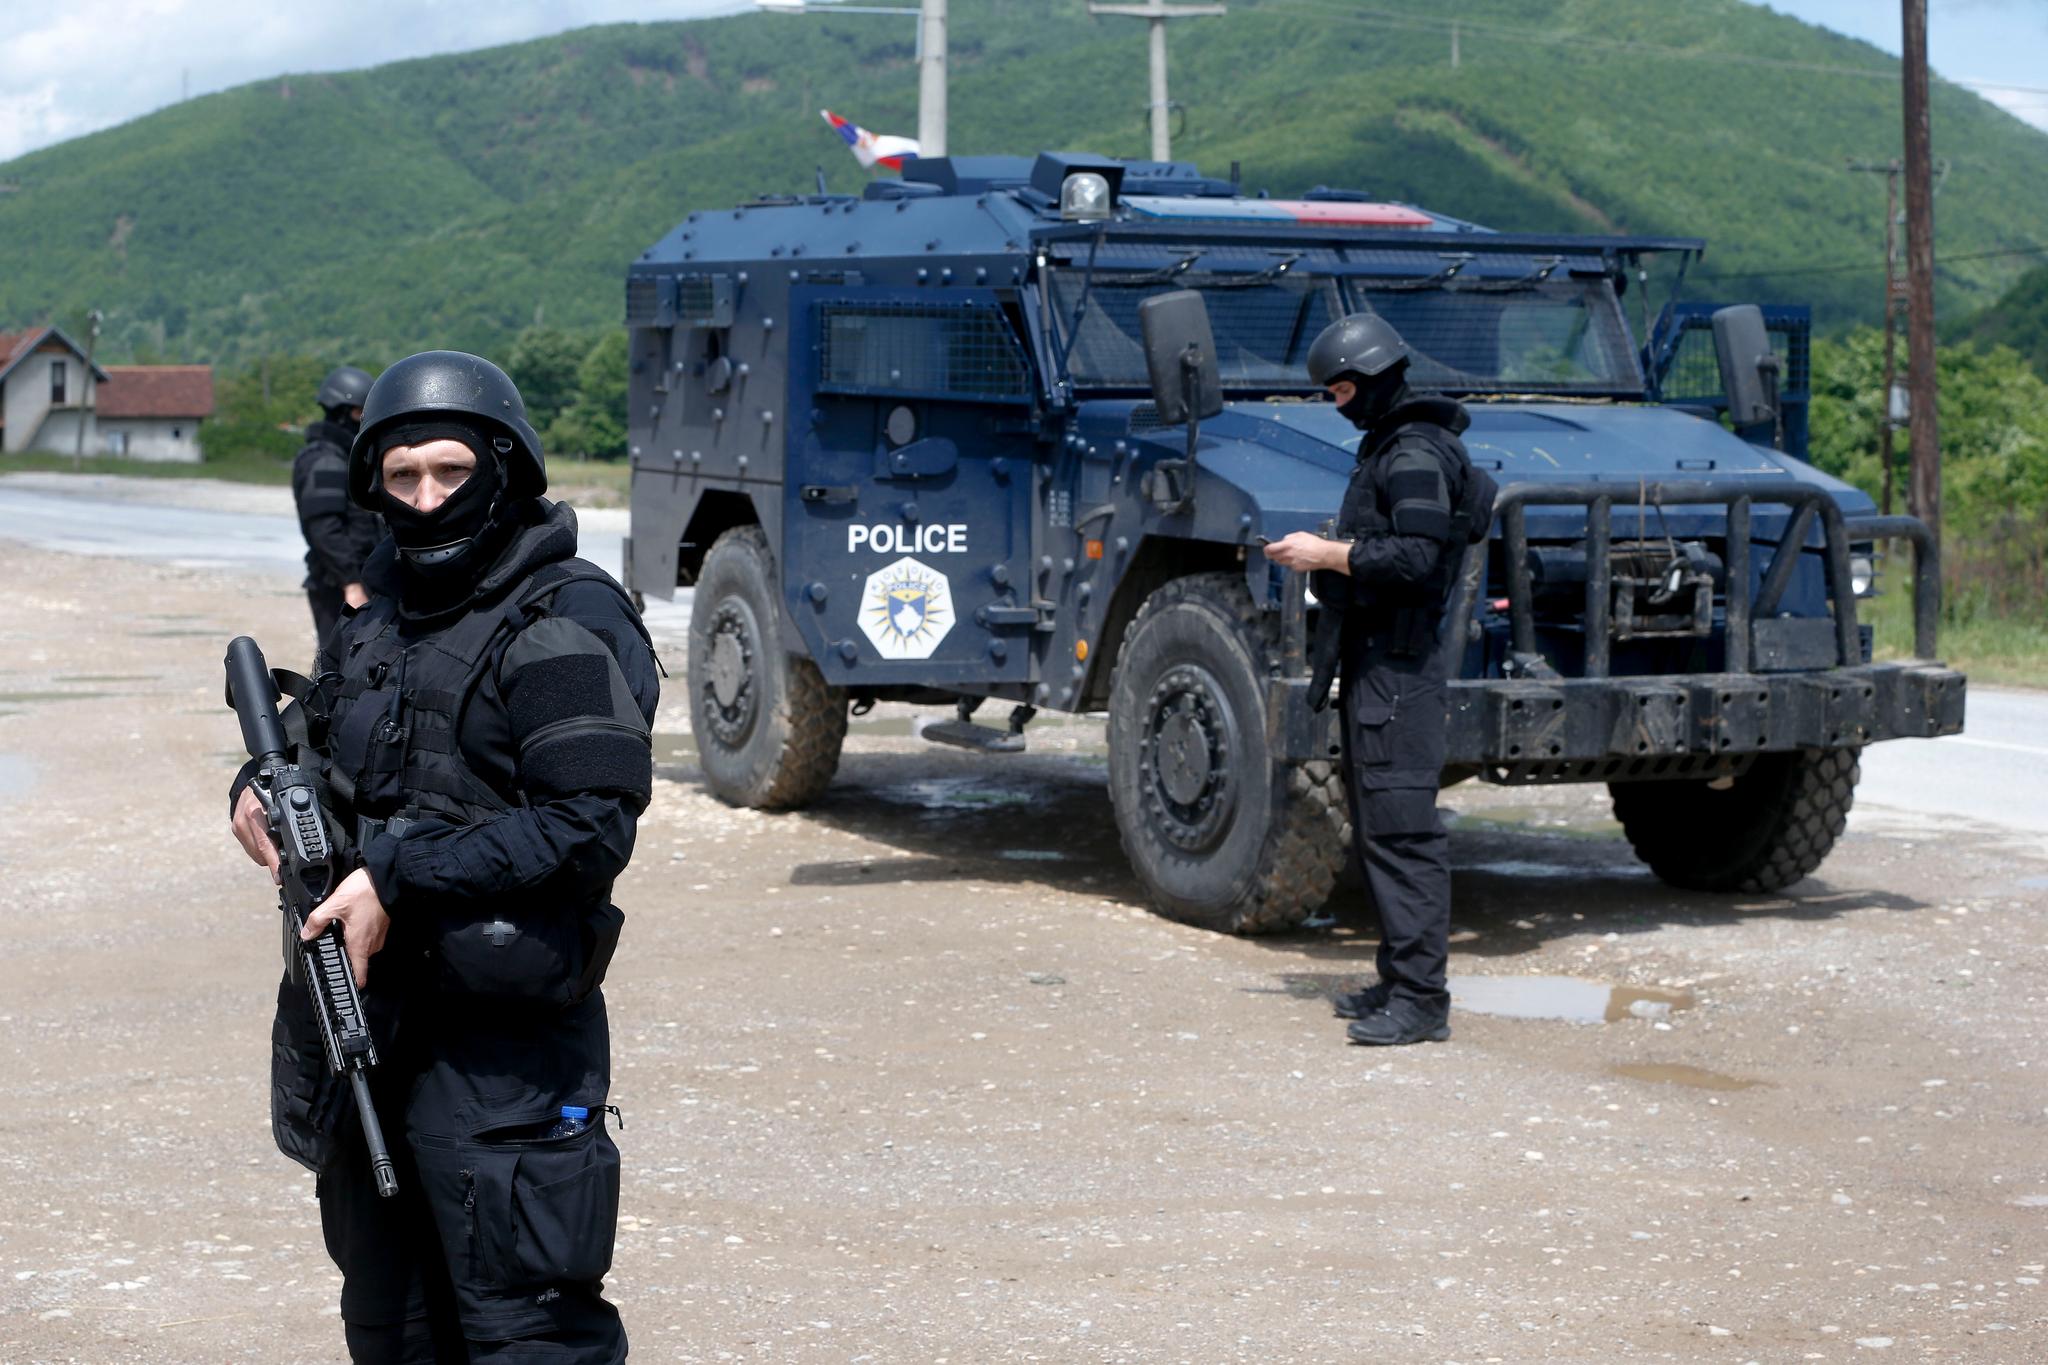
1050,267,1644,396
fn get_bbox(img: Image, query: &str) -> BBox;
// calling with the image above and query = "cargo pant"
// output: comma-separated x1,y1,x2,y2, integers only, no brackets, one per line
313,992,626,1364
1338,657,1453,1014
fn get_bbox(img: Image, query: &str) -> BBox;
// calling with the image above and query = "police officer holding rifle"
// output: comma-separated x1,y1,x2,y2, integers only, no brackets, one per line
227,351,658,1363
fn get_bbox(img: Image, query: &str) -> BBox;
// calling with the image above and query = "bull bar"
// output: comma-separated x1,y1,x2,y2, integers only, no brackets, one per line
1269,480,1966,781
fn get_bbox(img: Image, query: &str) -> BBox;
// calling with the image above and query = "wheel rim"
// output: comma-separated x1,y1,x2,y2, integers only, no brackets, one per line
701,595,760,747
1139,663,1241,853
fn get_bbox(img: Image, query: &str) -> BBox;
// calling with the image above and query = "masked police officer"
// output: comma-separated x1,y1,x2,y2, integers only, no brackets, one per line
293,365,384,648
229,351,657,1362
1265,314,1491,1047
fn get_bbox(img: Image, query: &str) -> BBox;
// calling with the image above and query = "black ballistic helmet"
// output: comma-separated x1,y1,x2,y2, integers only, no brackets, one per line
1306,313,1411,387
316,364,374,411
348,350,545,509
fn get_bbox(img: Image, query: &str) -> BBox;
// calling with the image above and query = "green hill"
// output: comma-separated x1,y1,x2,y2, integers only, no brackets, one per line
3,0,2045,368
1958,264,2048,378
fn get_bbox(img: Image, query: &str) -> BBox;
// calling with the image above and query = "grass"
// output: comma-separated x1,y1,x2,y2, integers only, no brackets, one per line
1864,576,2048,689
2,448,296,483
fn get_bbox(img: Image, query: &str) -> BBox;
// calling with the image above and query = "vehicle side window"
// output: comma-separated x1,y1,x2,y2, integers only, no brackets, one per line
817,303,1032,402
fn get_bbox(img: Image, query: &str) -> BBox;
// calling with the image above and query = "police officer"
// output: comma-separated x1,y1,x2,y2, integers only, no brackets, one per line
229,351,657,1362
293,365,384,648
1266,314,1489,1047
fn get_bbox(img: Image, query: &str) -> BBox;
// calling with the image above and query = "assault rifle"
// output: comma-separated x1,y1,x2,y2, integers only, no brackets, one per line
225,636,398,1199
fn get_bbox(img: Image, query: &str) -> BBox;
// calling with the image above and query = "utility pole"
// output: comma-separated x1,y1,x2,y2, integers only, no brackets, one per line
73,309,101,471
1088,0,1227,162
918,0,947,156
760,0,945,156
1901,0,1940,553
1849,157,1904,515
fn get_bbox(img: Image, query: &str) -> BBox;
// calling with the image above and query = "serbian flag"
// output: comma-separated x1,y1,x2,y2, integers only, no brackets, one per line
821,109,919,172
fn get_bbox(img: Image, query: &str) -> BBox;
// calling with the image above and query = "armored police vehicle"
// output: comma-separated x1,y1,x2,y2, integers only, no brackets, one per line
623,152,1964,933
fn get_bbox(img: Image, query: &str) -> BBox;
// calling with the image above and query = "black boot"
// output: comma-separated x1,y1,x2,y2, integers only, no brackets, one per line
1346,999,1451,1046
1331,981,1391,1020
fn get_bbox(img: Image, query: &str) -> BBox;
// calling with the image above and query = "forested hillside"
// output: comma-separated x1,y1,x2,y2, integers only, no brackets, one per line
3,0,2045,367
1959,264,2048,379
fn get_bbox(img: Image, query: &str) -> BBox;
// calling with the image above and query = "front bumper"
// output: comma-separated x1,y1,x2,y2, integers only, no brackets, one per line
1269,661,1965,783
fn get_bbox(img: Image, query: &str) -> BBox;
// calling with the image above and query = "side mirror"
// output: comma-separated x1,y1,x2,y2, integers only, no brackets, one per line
1138,290,1223,425
1710,304,1781,439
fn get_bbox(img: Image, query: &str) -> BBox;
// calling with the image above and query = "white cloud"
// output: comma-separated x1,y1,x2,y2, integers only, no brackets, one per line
0,0,748,163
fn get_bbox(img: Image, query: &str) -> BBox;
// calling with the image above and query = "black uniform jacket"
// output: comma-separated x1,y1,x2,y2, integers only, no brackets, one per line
292,420,385,589
339,501,659,941
1318,395,1472,680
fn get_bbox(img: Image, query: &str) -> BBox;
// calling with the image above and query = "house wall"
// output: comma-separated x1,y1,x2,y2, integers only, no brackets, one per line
23,412,202,462
100,418,202,462
2,349,79,454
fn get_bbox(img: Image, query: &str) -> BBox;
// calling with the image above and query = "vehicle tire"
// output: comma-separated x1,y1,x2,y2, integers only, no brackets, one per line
1609,746,1860,893
1106,572,1349,934
688,525,846,809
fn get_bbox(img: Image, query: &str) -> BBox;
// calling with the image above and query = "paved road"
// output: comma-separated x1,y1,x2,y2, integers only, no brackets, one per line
2,476,2039,841
0,479,694,637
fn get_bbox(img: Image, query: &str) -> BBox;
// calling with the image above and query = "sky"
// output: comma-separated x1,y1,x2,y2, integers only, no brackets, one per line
1,0,2044,165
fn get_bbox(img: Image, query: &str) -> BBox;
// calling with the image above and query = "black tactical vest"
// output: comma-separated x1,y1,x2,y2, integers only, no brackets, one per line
323,559,640,827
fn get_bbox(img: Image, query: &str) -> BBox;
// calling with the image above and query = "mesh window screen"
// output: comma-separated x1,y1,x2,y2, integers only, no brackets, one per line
1053,272,1343,387
818,303,1032,400
625,276,659,326
1662,318,1809,403
1357,278,1643,393
1055,271,1641,393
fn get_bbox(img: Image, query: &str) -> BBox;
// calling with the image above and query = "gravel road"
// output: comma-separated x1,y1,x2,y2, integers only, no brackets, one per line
1,481,2044,1363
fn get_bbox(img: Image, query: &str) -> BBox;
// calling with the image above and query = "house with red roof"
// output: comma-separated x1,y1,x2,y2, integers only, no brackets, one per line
1,326,213,461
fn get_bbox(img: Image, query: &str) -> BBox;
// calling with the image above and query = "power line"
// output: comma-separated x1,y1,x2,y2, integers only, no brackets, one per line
1264,0,2048,97
1692,243,2048,282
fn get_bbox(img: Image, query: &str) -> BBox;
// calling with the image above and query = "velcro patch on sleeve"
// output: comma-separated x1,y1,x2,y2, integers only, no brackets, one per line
506,653,616,739
521,719,653,803
1388,452,1451,539
312,470,349,490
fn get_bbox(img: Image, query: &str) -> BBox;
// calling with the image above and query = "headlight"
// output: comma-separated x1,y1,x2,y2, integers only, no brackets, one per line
1061,171,1112,221
1849,554,1876,598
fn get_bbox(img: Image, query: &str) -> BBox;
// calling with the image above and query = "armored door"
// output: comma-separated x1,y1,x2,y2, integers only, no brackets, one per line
783,289,1041,690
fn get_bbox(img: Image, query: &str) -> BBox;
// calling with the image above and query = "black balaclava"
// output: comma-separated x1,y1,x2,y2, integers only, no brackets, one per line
320,404,362,442
374,419,513,593
1335,363,1411,433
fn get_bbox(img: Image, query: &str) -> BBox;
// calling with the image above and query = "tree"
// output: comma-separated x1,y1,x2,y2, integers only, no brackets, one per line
545,329,629,460
507,325,590,434
1810,329,2048,613
197,354,329,462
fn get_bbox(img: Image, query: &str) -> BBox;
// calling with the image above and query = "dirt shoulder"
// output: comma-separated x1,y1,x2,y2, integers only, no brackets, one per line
1,540,2044,1363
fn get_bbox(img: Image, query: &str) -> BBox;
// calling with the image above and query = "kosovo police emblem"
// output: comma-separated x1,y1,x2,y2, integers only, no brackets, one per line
858,556,954,660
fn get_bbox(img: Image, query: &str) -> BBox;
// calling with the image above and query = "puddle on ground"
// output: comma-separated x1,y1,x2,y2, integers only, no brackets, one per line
0,690,109,705
130,629,221,639
651,731,698,762
848,715,918,738
1461,858,1653,880
997,849,1069,862
0,753,36,800
1449,974,1695,1024
894,777,1035,812
1451,812,1625,842
2016,876,2048,891
55,673,158,683
1610,1062,1766,1092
